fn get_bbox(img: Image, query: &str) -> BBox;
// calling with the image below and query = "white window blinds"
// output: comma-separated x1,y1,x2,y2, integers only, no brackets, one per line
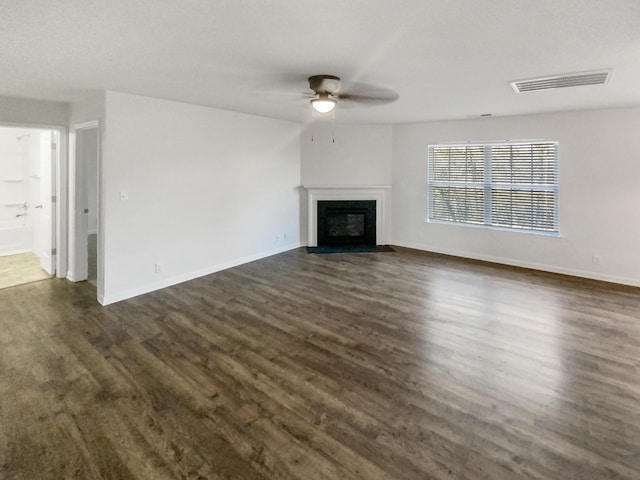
428,141,558,233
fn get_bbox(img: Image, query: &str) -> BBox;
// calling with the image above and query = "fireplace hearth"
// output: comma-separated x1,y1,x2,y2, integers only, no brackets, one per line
317,200,376,247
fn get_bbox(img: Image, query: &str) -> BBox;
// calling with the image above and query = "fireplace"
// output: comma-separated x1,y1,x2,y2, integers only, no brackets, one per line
304,185,391,247
317,200,376,247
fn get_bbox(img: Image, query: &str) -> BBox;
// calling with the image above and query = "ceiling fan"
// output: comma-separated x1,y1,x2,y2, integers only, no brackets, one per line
306,74,398,114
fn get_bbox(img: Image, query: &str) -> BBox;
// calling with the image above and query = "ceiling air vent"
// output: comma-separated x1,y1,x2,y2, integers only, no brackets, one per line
510,70,611,93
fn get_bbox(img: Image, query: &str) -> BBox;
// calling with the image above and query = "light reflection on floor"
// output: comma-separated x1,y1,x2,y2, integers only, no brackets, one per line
416,267,564,414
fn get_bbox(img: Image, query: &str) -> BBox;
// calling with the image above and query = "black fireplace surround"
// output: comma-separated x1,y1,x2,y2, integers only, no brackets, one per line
317,200,376,247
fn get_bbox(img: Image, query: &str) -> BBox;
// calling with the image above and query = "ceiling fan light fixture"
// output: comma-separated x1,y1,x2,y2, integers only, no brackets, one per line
311,93,336,113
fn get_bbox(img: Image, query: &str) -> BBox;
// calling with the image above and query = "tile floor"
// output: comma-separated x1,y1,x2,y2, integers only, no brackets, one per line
0,252,51,290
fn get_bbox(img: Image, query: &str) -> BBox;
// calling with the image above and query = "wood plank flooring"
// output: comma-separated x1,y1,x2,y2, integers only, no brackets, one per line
1,246,639,479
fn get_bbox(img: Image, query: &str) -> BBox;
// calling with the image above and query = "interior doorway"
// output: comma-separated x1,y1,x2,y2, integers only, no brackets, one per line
71,122,99,288
0,126,58,289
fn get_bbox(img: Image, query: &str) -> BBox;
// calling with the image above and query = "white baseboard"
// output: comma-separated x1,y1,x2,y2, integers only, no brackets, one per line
101,242,302,306
392,240,640,288
0,248,31,257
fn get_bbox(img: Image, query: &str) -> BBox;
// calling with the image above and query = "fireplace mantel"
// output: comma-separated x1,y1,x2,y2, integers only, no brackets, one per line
303,185,392,247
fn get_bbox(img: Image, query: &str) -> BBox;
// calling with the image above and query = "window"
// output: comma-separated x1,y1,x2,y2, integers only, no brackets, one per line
427,141,558,234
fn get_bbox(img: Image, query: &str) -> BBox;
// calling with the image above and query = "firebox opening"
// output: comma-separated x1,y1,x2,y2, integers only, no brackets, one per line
317,200,376,247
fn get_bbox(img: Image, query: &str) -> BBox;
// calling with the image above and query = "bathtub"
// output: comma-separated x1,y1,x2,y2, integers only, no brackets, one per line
0,219,33,256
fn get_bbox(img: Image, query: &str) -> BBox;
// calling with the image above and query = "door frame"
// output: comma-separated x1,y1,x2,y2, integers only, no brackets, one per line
0,122,67,277
69,121,102,299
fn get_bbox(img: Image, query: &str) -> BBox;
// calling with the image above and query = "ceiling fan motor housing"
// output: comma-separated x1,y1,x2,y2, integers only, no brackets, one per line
308,75,341,94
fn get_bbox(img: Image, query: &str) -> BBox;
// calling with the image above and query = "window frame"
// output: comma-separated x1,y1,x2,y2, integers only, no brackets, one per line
427,140,559,235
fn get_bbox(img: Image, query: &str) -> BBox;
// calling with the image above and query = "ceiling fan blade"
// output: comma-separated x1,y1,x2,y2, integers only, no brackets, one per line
337,82,399,106
256,89,314,102
338,93,399,105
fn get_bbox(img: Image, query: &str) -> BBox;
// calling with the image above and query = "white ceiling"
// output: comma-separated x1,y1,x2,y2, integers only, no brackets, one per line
2,0,640,124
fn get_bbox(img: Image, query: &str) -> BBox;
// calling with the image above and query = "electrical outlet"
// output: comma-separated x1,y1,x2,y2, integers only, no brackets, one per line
283,232,287,241
154,263,162,274
592,255,602,265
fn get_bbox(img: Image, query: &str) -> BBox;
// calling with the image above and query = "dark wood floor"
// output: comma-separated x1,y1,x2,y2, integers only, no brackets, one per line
1,247,639,479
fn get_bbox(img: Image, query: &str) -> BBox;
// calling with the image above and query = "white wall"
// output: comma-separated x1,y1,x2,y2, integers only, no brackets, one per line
101,91,301,304
0,96,69,127
301,122,393,186
392,107,640,286
300,122,393,243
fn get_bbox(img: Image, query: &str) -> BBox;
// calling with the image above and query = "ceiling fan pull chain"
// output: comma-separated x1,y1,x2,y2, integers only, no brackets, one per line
332,110,335,143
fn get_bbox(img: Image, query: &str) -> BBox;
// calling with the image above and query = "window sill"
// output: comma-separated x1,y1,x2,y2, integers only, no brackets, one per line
425,219,560,237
